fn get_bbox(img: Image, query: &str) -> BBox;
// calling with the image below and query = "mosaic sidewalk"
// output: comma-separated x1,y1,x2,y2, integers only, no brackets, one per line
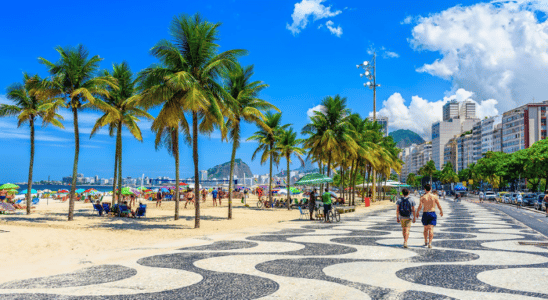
1,198,548,299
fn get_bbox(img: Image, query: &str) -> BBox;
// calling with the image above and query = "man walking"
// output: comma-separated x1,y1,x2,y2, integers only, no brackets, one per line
212,188,218,206
416,184,443,248
396,188,416,248
309,189,317,220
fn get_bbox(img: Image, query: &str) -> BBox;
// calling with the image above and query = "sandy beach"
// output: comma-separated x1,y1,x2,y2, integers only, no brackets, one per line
0,195,394,283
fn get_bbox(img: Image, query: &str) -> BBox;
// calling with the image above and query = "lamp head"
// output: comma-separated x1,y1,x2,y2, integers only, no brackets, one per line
360,73,364,77
363,61,369,66
356,64,360,69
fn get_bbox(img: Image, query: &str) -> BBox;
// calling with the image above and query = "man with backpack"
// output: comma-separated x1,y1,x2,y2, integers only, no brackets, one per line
396,188,416,248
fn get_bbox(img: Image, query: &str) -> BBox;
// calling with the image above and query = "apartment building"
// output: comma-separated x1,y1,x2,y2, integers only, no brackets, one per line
368,116,389,136
431,118,477,169
502,101,548,154
399,143,432,182
443,100,459,121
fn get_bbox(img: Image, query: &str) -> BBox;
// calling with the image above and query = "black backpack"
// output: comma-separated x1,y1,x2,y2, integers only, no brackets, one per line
399,197,412,218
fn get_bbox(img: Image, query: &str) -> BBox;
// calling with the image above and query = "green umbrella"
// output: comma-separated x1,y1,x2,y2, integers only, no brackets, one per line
294,173,334,186
0,183,20,190
121,187,134,195
137,187,147,190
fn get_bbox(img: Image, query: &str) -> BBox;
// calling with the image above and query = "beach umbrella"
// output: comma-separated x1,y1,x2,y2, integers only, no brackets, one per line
7,189,17,195
58,189,69,193
137,186,148,190
179,182,188,186
75,188,86,193
20,189,37,194
121,187,134,195
43,189,52,193
84,188,97,193
294,173,333,186
0,183,19,190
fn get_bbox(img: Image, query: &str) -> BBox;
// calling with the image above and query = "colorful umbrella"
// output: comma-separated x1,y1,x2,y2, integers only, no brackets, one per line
75,189,86,193
84,188,97,193
179,182,188,186
20,189,37,194
0,183,19,190
121,187,134,195
58,189,69,193
137,187,148,190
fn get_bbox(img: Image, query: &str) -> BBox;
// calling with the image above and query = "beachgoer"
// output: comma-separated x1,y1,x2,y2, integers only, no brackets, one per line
309,189,317,220
129,194,136,207
257,188,263,201
184,189,195,209
201,189,207,203
218,188,223,206
322,188,337,223
416,184,443,248
479,191,484,203
212,188,218,206
544,191,548,217
396,188,416,248
156,191,162,207
0,189,7,202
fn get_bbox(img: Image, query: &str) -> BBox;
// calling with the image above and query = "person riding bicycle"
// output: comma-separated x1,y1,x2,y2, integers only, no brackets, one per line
322,188,337,223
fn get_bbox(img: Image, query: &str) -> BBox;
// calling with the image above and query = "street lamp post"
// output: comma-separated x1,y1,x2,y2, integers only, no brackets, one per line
357,53,381,203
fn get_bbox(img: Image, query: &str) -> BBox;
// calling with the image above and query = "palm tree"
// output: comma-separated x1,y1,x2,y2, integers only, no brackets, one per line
37,45,116,220
91,62,153,205
247,112,287,204
1,74,64,214
276,127,305,209
224,64,277,219
419,160,437,186
139,13,245,228
407,173,417,189
302,95,355,190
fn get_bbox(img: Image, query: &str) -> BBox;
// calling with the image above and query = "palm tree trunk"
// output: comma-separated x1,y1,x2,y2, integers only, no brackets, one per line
326,156,332,190
350,160,355,206
68,107,79,221
372,169,377,203
112,127,119,205
174,130,180,221
340,166,344,201
228,133,238,220
117,123,122,204
319,161,323,194
26,118,35,215
269,143,273,204
193,112,200,229
366,164,372,198
287,155,291,210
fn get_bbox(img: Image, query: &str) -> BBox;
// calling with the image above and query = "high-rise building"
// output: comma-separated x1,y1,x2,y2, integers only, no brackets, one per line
443,100,460,121
200,170,208,180
399,143,432,182
502,101,548,154
460,100,476,119
431,118,477,169
367,116,388,136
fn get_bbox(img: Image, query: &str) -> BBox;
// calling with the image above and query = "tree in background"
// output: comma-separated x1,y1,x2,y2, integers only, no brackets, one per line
1,73,64,214
37,45,116,221
224,63,277,219
275,127,305,210
419,160,436,186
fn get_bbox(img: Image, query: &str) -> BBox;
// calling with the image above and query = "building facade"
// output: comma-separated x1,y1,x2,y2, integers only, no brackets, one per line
443,100,459,121
502,101,548,154
368,116,389,136
431,118,477,169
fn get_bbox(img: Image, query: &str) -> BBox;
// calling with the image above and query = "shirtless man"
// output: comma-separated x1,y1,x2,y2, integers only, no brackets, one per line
416,184,443,248
0,189,7,202
184,189,195,209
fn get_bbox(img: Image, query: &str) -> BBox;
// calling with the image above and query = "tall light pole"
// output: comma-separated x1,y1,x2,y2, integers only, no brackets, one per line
357,53,381,202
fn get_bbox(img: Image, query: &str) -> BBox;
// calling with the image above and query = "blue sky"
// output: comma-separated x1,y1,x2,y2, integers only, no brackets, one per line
1,0,547,182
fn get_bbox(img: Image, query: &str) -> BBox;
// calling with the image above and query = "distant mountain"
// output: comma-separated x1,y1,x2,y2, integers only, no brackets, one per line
389,129,425,148
206,159,253,180
295,158,317,172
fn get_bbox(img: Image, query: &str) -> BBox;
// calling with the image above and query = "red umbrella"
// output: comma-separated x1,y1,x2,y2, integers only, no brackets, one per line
58,189,69,193
179,182,188,186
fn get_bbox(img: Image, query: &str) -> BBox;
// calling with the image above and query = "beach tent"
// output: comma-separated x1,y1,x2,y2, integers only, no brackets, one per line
294,173,333,186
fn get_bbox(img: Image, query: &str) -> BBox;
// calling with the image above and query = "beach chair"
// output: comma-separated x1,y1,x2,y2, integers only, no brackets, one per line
31,198,39,206
136,204,146,218
102,203,111,214
297,206,307,220
92,203,104,216
119,204,131,217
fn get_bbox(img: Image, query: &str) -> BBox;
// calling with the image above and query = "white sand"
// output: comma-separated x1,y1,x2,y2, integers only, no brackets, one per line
0,195,393,282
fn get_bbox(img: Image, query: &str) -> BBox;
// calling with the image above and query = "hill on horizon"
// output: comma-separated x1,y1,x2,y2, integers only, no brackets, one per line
206,159,253,180
389,129,425,148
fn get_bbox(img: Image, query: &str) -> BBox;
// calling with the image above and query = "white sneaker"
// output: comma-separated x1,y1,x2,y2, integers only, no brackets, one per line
428,243,432,248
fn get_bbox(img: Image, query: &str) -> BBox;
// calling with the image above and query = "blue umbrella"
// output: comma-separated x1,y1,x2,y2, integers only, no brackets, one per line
75,188,86,193
20,189,37,194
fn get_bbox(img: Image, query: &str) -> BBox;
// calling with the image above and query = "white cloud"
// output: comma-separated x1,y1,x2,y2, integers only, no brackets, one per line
325,20,343,37
410,0,548,111
373,89,499,140
383,51,399,58
287,0,342,35
367,45,400,59
401,15,413,25
307,104,326,118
